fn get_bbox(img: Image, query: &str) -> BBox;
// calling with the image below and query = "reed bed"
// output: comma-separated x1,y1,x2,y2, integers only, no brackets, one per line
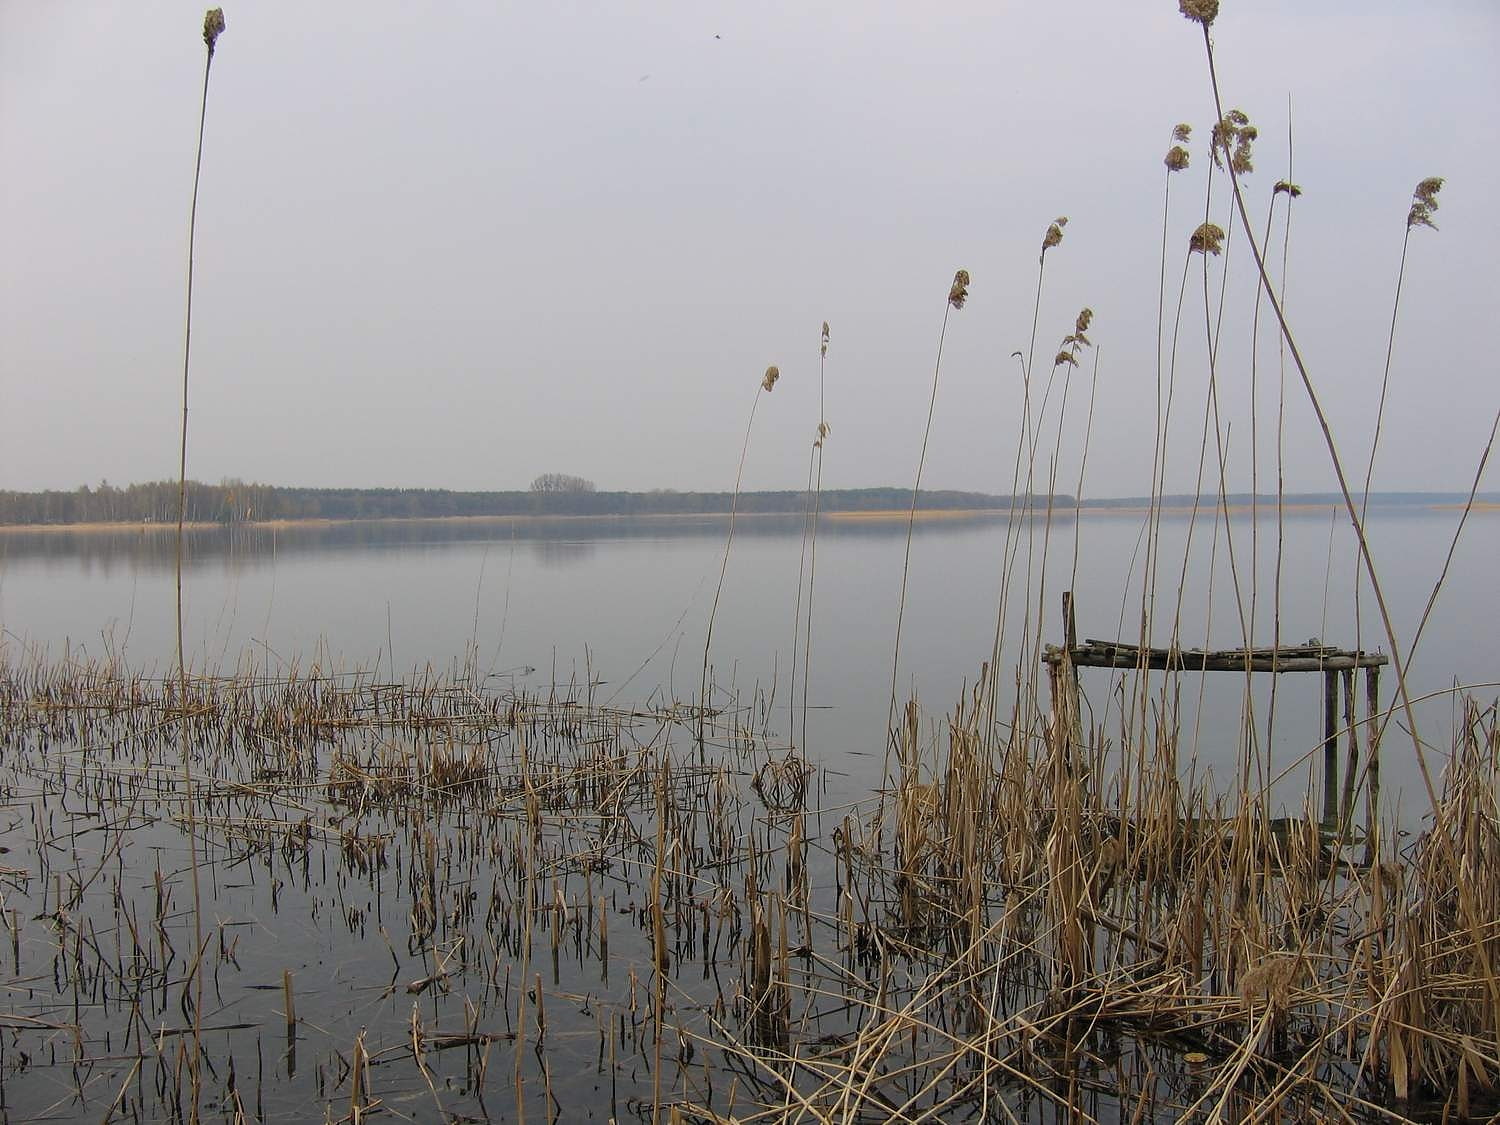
0,652,1494,1122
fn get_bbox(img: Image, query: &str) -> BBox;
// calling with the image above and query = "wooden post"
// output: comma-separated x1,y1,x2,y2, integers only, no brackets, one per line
1322,669,1339,826
1061,592,1081,760
1340,667,1358,831
1364,665,1381,865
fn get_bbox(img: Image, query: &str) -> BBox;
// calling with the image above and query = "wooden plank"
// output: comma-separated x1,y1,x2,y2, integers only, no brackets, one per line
1041,643,1388,673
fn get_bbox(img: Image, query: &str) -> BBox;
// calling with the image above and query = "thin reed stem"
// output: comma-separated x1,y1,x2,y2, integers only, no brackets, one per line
175,15,223,1122
1196,22,1439,812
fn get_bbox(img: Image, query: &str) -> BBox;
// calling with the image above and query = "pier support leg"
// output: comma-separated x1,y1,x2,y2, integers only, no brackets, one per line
1364,666,1381,865
1340,667,1358,832
1323,669,1339,826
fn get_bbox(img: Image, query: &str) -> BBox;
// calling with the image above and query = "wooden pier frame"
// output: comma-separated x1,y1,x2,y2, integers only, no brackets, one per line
1042,593,1387,839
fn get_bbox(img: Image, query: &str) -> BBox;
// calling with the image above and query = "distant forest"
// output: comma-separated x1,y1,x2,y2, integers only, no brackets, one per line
0,480,1039,526
1,481,1488,528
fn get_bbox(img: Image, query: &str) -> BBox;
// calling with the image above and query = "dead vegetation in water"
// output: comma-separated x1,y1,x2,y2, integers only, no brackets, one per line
0,654,1495,1122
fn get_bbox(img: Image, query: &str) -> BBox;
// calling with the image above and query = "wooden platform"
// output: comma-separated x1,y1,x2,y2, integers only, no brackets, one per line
1042,639,1388,673
1043,592,1386,852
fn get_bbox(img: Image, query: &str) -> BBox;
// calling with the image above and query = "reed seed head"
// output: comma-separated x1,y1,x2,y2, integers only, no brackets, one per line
1407,176,1444,230
1041,217,1067,259
1211,110,1255,173
203,8,226,54
1075,307,1094,336
761,365,780,392
1173,123,1192,144
1179,0,1218,26
820,321,830,358
1189,221,1225,255
1054,351,1078,367
1165,145,1190,172
1273,180,1303,198
947,269,971,310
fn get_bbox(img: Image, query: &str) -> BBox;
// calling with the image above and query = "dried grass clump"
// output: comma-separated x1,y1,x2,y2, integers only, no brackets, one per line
751,750,813,812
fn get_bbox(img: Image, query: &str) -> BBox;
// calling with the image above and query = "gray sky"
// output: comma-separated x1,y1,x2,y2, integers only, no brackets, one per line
2,1,1496,497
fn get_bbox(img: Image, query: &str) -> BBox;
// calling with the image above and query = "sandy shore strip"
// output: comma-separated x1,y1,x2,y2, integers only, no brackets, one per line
3,499,1492,535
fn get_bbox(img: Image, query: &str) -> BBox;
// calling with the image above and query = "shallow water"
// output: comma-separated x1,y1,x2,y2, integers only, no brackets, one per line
0,505,1495,1122
2,505,1494,810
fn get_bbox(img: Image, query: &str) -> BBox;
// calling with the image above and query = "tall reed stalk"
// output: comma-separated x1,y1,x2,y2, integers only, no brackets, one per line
799,324,830,750
1183,2,1441,811
699,365,779,747
886,271,968,769
175,10,225,1123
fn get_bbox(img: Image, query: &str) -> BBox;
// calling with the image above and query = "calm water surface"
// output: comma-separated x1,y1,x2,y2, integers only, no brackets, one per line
3,506,1495,812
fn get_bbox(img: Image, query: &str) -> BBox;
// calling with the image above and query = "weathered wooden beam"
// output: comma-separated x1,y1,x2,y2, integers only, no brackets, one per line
1041,644,1388,673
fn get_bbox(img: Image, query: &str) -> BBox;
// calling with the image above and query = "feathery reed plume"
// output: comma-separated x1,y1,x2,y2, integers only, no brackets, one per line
948,269,971,308
176,10,226,1122
699,365,779,747
1407,176,1444,230
1179,0,1218,24
203,8,225,53
1040,218,1067,260
1189,221,1225,255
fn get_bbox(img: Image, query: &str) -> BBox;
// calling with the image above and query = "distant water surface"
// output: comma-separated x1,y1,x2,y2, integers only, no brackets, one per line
2,506,1495,813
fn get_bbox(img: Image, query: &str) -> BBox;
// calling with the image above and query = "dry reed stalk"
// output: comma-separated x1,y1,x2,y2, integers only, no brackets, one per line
699,365,779,749
1189,16,1442,822
886,271,968,796
173,14,225,1123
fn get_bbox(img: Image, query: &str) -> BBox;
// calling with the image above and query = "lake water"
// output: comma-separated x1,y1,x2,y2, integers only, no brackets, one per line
3,504,1495,814
0,504,1496,1122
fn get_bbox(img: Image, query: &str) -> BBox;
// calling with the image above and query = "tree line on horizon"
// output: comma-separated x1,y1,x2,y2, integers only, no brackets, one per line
1,480,1479,528
0,479,1053,526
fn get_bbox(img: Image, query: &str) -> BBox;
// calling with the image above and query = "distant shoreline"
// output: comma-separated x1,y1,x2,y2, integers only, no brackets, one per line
2,497,1493,536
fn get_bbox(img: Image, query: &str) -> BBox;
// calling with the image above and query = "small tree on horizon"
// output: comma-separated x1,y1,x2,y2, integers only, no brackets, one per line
529,473,596,493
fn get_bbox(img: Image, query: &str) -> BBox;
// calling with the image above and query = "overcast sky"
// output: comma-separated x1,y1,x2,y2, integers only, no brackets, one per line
2,2,1496,498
